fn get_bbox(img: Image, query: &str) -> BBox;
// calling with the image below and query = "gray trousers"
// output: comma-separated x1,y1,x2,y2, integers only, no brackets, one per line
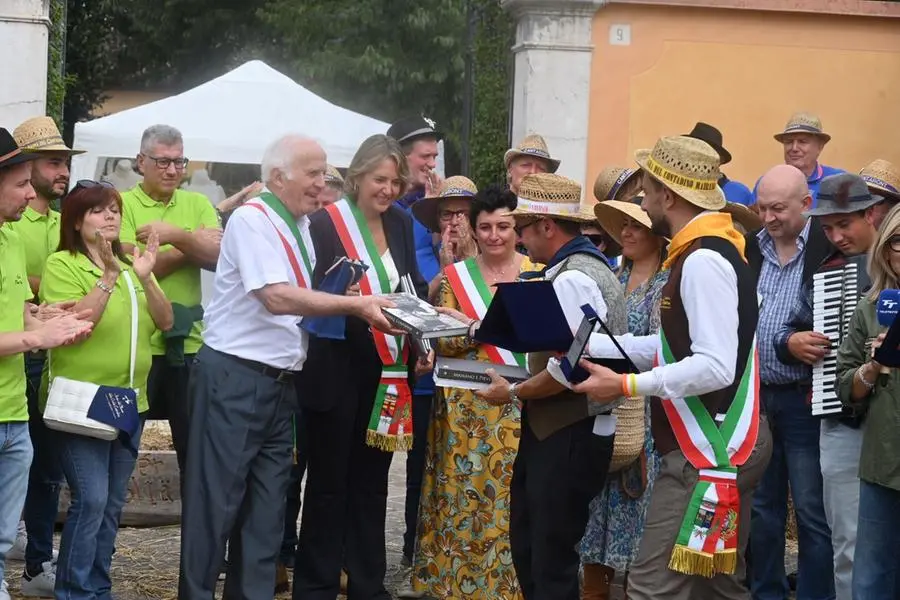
178,346,296,600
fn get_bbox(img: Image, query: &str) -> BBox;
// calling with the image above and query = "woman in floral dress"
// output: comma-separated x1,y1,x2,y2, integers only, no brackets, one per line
411,186,538,599
579,196,668,599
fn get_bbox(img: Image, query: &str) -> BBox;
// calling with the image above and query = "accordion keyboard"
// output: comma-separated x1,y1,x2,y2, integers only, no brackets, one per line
811,263,859,416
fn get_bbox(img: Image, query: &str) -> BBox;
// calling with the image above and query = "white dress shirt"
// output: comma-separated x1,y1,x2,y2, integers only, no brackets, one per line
585,248,739,400
203,194,316,370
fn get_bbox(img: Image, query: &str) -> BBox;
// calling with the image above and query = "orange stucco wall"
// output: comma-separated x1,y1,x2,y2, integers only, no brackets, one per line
586,3,900,195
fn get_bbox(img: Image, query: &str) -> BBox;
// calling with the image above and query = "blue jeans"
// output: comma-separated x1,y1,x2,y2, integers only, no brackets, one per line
852,480,900,599
0,422,33,584
750,386,834,600
55,425,142,600
24,354,64,573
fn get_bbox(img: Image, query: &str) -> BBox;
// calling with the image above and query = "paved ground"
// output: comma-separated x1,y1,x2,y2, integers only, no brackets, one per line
4,452,797,600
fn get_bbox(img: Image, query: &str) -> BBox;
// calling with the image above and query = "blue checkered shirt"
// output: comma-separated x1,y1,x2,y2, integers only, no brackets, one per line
757,221,812,384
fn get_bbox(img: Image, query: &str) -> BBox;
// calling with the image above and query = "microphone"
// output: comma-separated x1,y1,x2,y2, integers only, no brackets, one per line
875,289,900,373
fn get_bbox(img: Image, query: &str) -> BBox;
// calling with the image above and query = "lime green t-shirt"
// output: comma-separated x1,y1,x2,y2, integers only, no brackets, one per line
39,252,159,413
119,185,219,355
7,206,61,283
0,228,33,422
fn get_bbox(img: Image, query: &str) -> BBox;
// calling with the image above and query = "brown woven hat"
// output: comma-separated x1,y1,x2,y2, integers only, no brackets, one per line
411,175,477,232
859,159,900,202
774,112,831,144
721,202,762,233
635,136,725,211
512,173,583,221
324,164,344,187
593,167,641,202
504,134,560,173
593,197,656,246
13,116,84,155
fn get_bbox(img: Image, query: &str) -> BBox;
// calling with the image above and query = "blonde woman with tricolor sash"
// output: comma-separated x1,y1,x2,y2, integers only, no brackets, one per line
408,185,537,599
293,134,429,600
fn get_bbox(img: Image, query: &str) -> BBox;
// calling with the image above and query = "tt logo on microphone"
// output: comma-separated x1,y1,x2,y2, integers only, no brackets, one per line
882,299,898,309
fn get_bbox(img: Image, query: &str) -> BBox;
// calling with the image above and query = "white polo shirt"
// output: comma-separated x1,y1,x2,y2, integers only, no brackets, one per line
203,193,316,370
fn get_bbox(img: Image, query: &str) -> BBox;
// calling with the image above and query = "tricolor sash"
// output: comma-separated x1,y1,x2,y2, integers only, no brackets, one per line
245,192,314,289
444,258,526,369
656,328,760,578
325,199,412,452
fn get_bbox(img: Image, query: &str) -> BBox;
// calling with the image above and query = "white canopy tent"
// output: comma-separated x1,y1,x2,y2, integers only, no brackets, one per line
70,60,445,183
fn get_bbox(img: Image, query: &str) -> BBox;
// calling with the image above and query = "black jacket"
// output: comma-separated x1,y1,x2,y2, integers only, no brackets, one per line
296,204,428,412
744,218,833,288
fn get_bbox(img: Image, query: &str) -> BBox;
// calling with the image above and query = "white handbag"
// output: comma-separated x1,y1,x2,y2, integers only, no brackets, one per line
44,271,139,440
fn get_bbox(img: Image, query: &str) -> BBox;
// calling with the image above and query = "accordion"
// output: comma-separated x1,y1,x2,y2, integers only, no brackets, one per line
811,255,868,416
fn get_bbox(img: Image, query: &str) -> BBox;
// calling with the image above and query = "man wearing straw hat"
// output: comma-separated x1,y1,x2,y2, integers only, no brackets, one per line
860,159,900,229
468,172,626,600
7,116,85,596
0,128,94,600
504,133,560,194
571,135,772,599
753,112,843,207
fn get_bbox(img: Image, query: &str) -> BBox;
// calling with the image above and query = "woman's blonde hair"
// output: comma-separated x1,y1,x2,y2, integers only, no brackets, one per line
867,202,900,301
344,134,409,199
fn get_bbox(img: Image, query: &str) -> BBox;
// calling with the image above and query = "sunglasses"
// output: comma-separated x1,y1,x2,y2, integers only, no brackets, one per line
72,180,115,193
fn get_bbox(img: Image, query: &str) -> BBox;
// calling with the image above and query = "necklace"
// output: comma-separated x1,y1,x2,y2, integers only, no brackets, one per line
479,255,518,284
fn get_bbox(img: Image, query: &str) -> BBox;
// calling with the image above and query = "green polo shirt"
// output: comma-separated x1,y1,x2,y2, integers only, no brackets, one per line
7,205,61,281
0,228,33,422
119,184,219,356
39,252,158,413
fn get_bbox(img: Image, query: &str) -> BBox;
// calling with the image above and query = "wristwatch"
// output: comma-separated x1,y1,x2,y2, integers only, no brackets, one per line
508,382,522,409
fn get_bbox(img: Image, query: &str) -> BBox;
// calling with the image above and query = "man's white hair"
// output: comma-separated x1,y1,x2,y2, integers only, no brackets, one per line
260,134,318,184
140,124,183,154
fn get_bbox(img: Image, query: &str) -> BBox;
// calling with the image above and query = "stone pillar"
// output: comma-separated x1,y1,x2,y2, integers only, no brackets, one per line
502,0,605,196
0,0,50,127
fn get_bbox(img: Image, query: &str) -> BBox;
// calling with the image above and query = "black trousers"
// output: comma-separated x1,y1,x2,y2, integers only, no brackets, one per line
178,347,296,600
292,357,392,600
146,354,194,479
510,411,614,600
402,392,433,561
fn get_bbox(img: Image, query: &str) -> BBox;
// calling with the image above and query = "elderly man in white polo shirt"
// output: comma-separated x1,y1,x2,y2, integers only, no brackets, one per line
178,135,396,600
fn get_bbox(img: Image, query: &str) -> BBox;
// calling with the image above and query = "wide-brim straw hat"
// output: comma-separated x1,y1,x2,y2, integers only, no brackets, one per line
504,133,560,173
411,175,477,232
721,202,763,233
594,197,658,246
324,164,344,187
593,167,642,202
13,116,84,155
511,173,583,221
774,112,831,144
635,135,725,211
859,159,900,202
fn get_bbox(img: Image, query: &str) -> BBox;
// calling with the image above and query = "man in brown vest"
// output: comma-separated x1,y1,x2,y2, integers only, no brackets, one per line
572,136,772,599
473,173,626,600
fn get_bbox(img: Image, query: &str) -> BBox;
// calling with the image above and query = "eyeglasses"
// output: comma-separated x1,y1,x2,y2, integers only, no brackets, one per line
439,208,468,222
143,154,189,170
514,218,541,236
586,233,607,247
72,180,115,193
888,235,900,252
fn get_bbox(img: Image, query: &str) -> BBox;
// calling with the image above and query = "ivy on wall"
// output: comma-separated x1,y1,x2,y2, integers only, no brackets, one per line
469,0,515,189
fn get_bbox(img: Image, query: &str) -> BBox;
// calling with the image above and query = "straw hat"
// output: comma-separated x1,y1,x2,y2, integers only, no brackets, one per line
13,116,84,154
411,175,477,232
635,136,725,211
0,128,41,170
504,134,560,173
859,159,900,202
774,112,831,144
593,167,641,202
324,164,344,187
511,173,583,221
721,202,762,233
594,197,658,246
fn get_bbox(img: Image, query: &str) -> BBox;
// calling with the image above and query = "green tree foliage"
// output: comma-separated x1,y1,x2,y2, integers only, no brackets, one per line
45,0,68,126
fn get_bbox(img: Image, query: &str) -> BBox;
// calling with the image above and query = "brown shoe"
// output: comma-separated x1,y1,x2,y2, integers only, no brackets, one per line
275,562,290,595
582,564,614,600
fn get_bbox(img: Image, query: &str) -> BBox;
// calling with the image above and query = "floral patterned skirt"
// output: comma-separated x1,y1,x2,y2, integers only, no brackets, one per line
579,409,661,570
412,387,524,599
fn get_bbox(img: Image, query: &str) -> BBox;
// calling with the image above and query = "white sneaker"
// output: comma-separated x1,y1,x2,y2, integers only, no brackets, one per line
0,580,11,600
20,560,56,598
6,521,27,561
